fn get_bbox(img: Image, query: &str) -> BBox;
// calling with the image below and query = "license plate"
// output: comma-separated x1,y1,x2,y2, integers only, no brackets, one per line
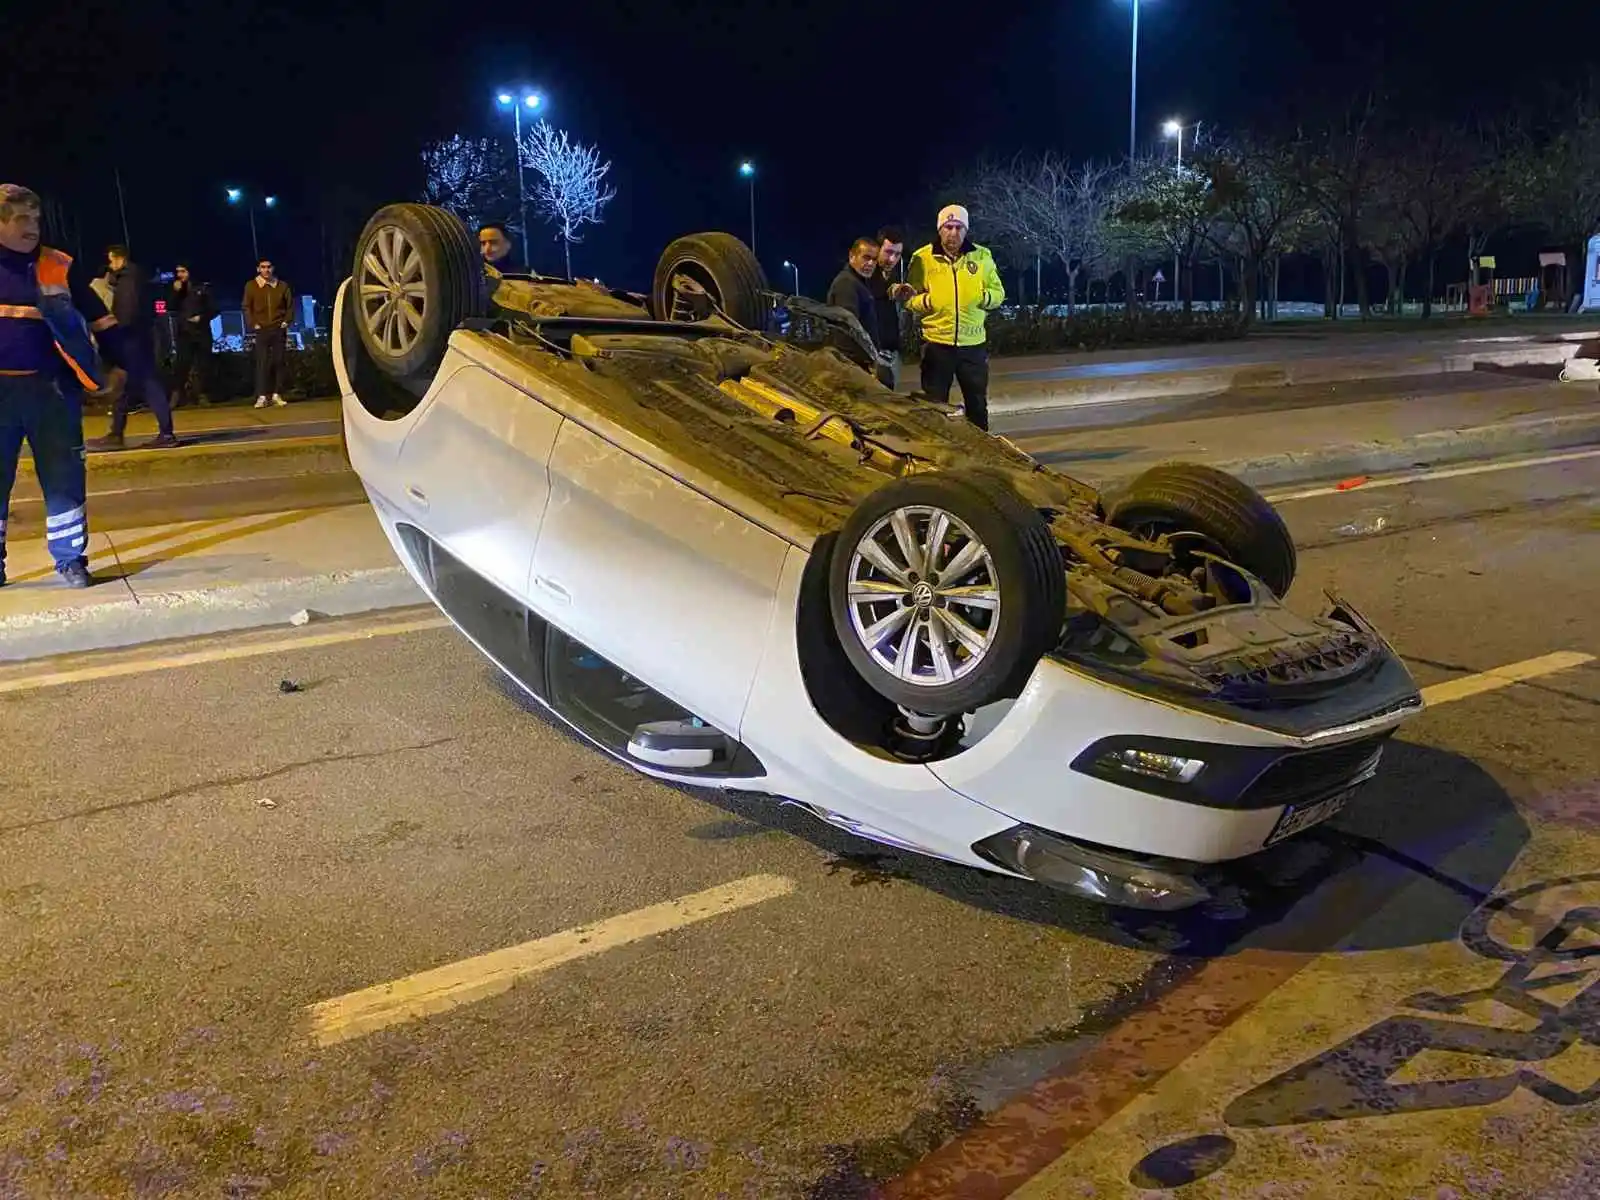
1265,788,1355,846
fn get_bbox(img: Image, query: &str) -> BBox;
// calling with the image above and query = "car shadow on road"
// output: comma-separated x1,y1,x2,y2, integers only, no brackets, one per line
487,668,1529,960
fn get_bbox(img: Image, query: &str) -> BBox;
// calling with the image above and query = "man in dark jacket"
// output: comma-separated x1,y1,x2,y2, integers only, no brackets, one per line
825,235,882,361
866,226,906,388
242,258,293,407
86,245,177,451
168,264,216,407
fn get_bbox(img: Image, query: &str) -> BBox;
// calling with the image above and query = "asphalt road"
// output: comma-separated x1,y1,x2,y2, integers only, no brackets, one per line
0,458,1596,1198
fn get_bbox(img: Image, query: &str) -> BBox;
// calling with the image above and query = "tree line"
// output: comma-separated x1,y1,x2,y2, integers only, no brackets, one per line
959,89,1600,321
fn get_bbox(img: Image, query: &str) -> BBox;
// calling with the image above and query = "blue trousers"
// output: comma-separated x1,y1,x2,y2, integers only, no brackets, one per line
0,373,89,575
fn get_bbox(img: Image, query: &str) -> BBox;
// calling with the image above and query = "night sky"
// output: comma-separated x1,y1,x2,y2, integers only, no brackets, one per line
6,0,1598,305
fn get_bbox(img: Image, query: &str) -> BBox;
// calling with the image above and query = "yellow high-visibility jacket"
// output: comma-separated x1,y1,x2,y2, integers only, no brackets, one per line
905,241,1005,347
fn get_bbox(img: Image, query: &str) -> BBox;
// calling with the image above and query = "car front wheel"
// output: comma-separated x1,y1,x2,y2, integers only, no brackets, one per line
827,472,1066,718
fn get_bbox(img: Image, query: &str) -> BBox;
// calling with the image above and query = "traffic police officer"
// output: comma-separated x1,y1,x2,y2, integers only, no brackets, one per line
0,183,117,589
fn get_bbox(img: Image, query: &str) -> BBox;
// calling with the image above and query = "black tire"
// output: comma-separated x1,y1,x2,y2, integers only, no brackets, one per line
827,471,1065,717
351,203,487,392
1108,463,1297,597
652,233,768,328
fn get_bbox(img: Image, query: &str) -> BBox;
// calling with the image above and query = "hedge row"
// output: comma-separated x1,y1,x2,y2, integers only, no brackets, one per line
164,342,338,402
902,305,1252,359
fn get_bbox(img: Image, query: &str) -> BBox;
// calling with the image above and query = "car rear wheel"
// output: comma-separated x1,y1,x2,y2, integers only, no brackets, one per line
1108,463,1297,597
352,203,487,393
652,233,768,328
828,472,1066,717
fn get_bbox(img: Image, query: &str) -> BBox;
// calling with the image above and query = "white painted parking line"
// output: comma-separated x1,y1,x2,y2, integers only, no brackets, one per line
1266,447,1600,503
1417,650,1594,707
0,615,451,695
305,874,797,1046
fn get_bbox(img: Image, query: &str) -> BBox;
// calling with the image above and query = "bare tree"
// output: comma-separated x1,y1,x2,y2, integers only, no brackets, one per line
1206,135,1305,323
1300,95,1384,317
519,121,618,279
967,154,1121,313
420,134,513,232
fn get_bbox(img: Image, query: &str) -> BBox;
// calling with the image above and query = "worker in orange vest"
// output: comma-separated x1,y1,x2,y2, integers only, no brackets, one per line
0,183,120,589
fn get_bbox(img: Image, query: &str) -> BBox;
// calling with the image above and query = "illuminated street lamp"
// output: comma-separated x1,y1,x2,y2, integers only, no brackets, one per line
782,259,799,294
497,88,545,270
1163,118,1200,302
225,187,277,262
1123,0,1143,159
739,161,756,254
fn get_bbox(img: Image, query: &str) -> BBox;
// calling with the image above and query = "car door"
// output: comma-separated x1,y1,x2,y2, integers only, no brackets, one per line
527,420,790,737
395,363,564,600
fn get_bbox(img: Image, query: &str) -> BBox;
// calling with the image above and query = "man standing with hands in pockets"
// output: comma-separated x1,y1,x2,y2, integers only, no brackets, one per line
243,257,292,408
895,204,1004,430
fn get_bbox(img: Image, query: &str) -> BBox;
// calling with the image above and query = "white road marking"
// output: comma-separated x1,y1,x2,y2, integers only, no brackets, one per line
305,874,798,1046
1417,650,1594,707
0,615,450,694
1266,447,1600,503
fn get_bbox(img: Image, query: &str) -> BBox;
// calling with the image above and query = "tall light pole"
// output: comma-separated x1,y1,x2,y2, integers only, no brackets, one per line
498,89,544,271
1163,119,1184,304
226,188,276,262
739,161,756,254
782,259,799,294
1128,0,1140,160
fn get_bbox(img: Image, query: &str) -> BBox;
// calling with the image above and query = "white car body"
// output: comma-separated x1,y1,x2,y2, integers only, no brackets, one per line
334,277,1423,909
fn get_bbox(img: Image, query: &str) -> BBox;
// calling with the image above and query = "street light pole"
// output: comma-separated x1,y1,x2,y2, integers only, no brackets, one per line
1129,0,1140,160
783,259,799,293
740,162,756,255
499,90,544,272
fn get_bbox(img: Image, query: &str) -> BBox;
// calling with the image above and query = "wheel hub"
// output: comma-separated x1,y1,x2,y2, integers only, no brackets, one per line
845,504,1000,688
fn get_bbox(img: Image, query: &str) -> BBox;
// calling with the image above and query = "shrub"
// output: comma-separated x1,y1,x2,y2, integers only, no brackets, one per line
169,338,337,402
901,305,1250,361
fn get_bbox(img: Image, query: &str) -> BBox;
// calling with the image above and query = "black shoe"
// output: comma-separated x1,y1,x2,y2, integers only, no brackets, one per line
59,562,94,589
144,433,182,449
86,434,126,452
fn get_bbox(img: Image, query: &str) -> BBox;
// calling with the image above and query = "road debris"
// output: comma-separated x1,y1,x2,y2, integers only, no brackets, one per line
278,679,306,694
256,797,278,810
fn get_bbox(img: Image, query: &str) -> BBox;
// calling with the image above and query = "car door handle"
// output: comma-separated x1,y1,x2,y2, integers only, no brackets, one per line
533,575,571,604
405,485,429,510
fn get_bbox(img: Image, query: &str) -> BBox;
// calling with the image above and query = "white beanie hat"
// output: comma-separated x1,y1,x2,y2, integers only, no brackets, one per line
938,204,970,230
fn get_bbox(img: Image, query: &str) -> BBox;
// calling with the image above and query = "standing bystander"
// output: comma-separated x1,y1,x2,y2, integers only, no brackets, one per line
87,244,179,450
243,258,293,408
868,225,906,388
167,264,216,407
903,205,1004,430
0,183,118,588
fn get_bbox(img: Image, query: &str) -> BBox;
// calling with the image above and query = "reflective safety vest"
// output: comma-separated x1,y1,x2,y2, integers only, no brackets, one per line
0,247,109,391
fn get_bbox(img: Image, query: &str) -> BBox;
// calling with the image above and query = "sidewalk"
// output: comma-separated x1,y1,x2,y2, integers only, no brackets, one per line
10,399,345,497
1010,382,1600,490
0,504,420,662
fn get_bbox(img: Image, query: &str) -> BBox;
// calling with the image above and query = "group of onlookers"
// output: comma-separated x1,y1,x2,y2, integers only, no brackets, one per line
825,203,1004,430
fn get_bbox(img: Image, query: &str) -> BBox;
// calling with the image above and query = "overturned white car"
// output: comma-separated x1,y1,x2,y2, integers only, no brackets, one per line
334,203,1422,910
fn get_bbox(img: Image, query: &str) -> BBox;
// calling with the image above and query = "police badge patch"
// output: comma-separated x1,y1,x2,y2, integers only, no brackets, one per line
966,261,979,274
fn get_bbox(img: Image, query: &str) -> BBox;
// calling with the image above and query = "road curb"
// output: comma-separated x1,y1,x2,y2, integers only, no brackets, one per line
1206,410,1600,490
0,566,424,663
989,342,1589,416
12,435,348,496
1072,410,1600,495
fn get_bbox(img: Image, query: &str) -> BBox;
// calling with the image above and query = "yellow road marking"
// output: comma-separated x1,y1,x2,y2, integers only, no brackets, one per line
305,874,798,1046
5,508,330,586
3,515,243,584
1418,650,1594,706
0,616,450,695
